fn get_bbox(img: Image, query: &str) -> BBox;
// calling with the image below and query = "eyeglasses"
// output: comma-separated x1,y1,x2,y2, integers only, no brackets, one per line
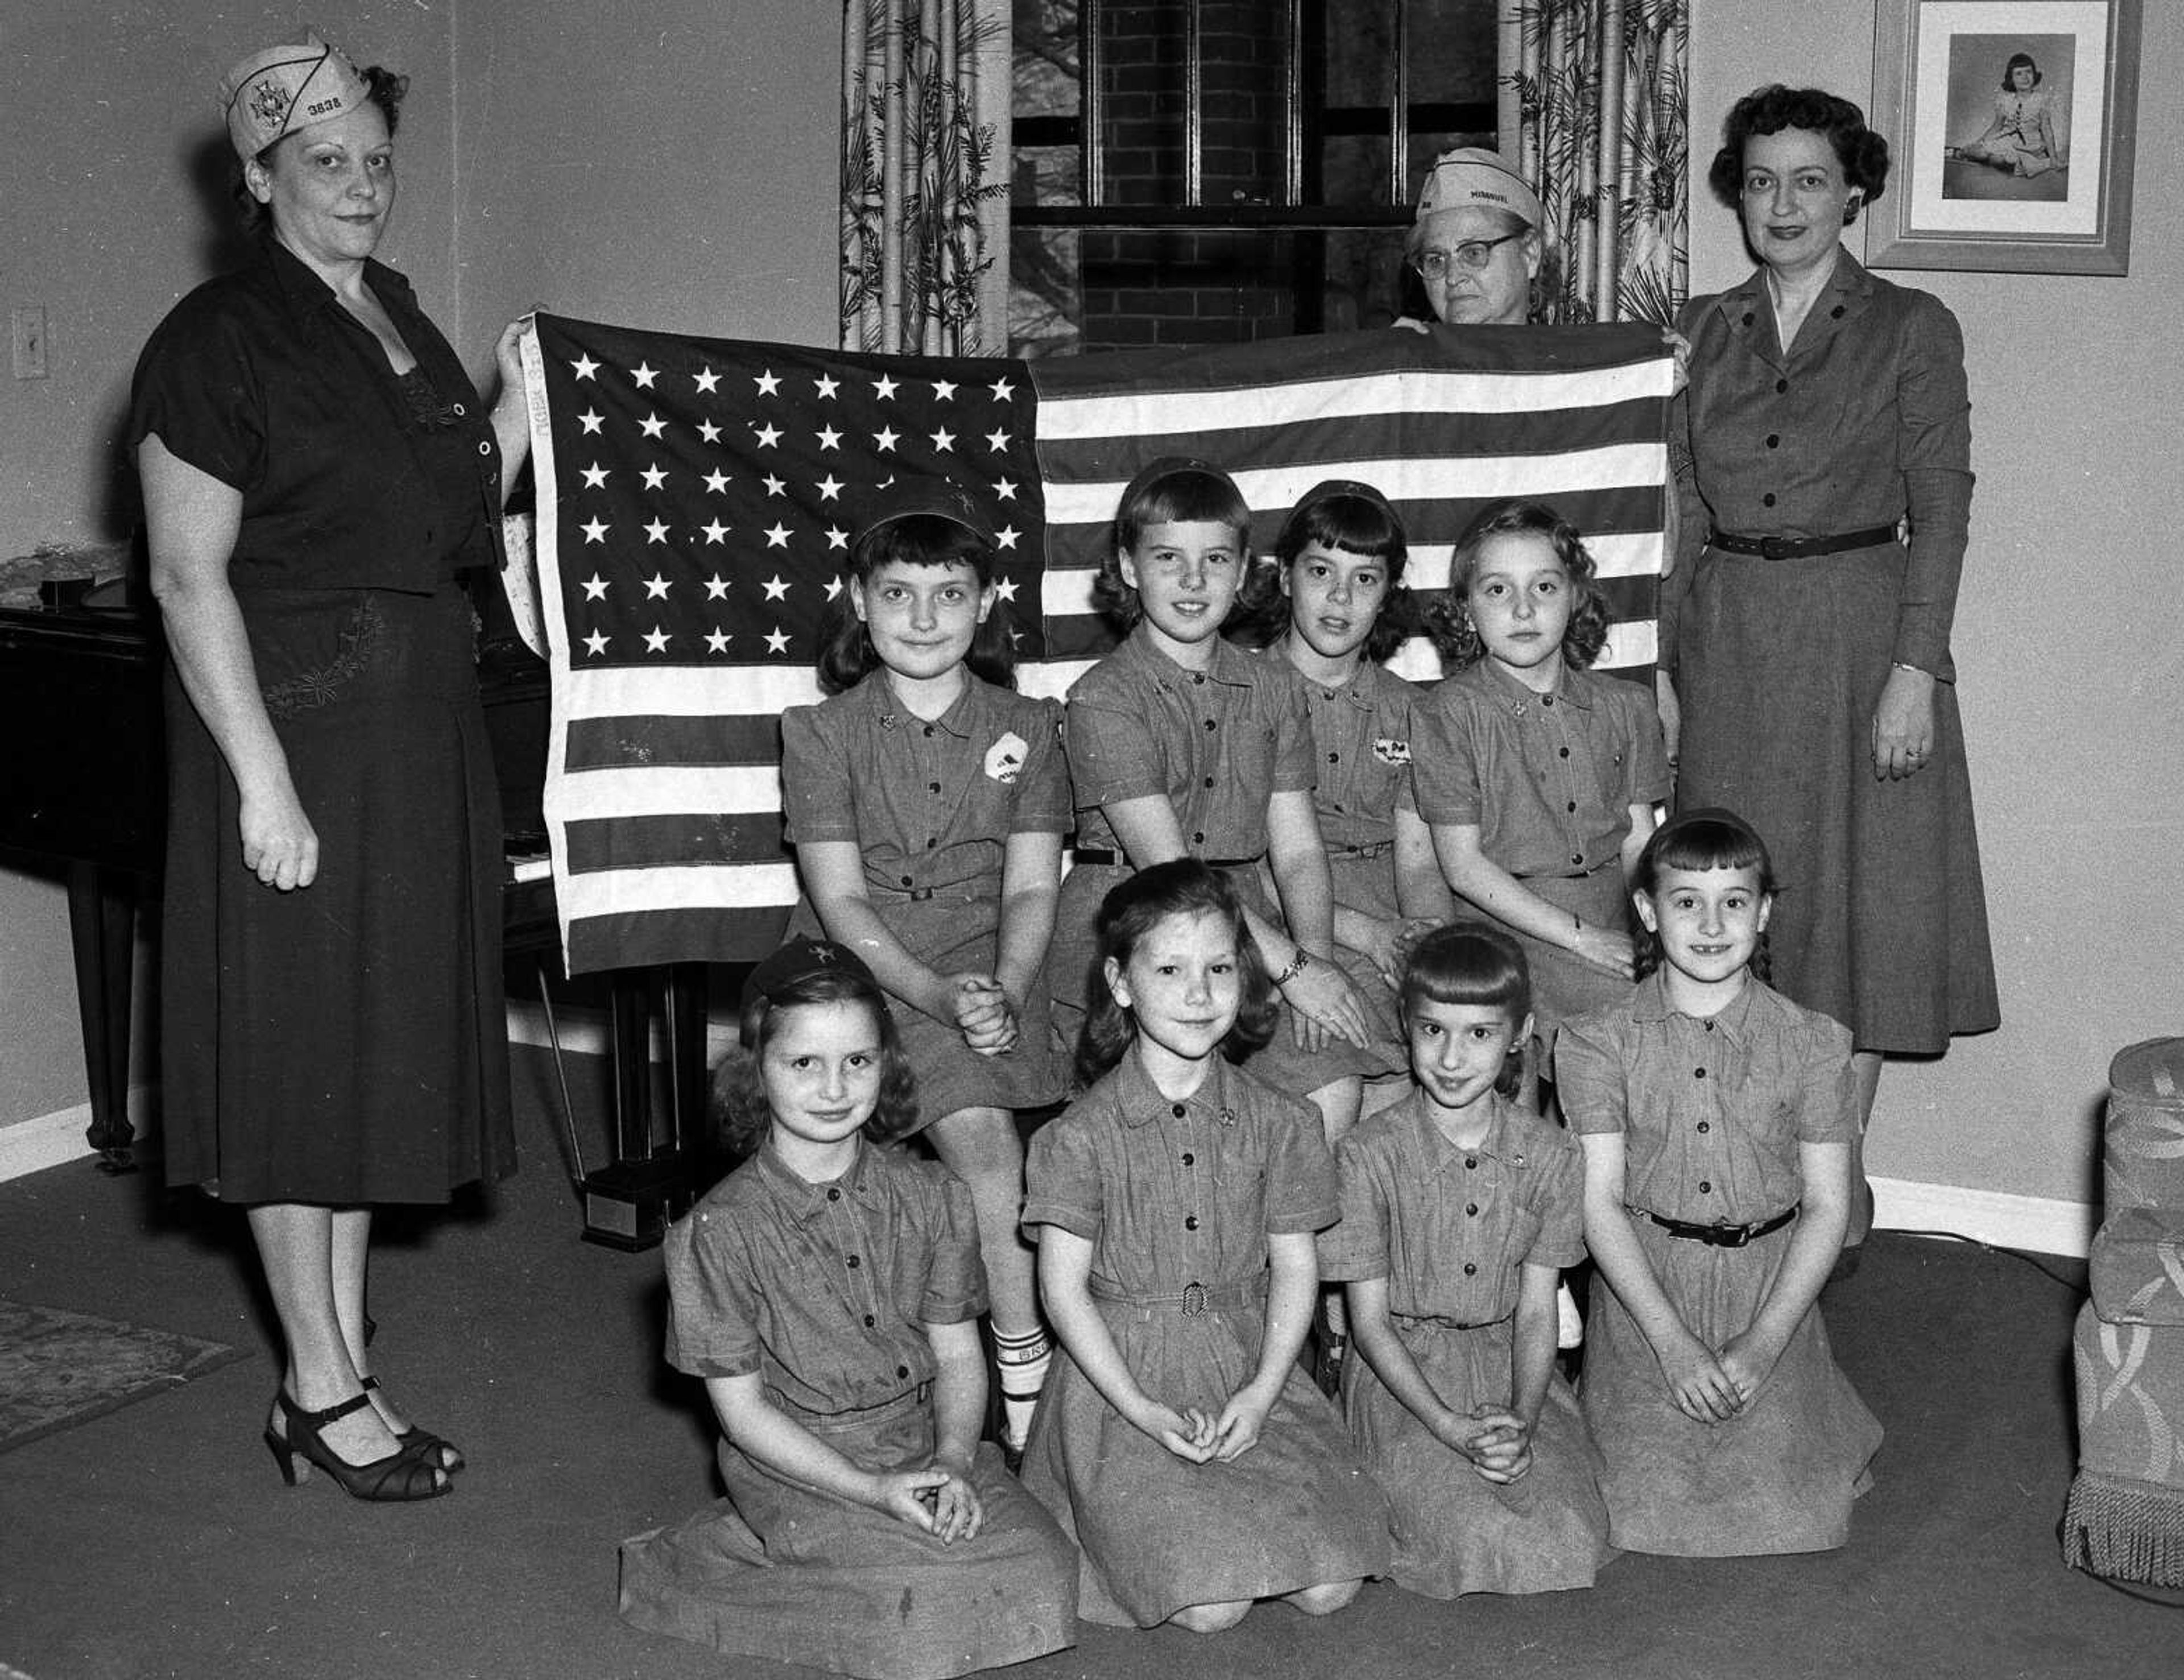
1410,231,1527,280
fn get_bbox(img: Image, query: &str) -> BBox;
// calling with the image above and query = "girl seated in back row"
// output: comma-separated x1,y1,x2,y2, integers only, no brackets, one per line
619,937,1077,1680
1021,860,1391,1632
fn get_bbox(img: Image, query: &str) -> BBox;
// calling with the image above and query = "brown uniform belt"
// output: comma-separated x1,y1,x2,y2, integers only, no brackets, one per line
1638,1203,1800,1248
1709,525,1898,560
1072,848,1260,870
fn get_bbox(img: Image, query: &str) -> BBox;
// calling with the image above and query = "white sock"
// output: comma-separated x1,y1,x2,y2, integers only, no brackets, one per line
1557,1281,1585,1350
993,1326,1051,1450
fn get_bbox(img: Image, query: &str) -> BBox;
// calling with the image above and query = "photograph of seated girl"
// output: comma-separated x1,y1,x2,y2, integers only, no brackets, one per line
1949,49,2066,179
778,484,1069,1456
1322,922,1614,1599
1413,498,1670,1098
1555,810,1884,1557
1020,861,1391,1632
618,937,1077,1680
1053,457,1374,1143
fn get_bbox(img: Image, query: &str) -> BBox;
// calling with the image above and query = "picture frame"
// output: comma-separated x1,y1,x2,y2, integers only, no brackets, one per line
1869,0,2140,274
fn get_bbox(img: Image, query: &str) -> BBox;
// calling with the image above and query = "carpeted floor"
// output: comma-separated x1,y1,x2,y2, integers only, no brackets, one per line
0,1300,246,1454
0,1044,2175,1680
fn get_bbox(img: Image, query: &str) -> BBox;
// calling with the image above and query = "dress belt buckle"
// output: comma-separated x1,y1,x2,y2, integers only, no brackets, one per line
1181,1281,1207,1315
1718,1221,1757,1248
1758,535,1794,561
907,886,934,902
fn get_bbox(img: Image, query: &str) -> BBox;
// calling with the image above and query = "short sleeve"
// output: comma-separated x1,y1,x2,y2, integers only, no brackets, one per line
1317,1133,1390,1282
780,703,860,845
918,1170,990,1324
1008,697,1072,834
1409,694,1486,827
660,1206,763,1378
1264,1094,1341,1234
1267,676,1316,795
1790,1010,1859,1145
1023,1105,1104,1241
1523,1134,1587,1270
1066,677,1169,807
1553,1009,1631,1137
128,302,264,493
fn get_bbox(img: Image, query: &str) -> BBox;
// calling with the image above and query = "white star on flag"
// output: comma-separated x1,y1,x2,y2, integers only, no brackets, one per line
693,367,721,393
582,574,609,599
705,628,731,652
764,523,792,549
640,464,668,490
643,626,671,652
701,519,729,543
639,413,667,438
704,469,731,493
631,362,659,389
764,627,792,655
762,574,791,601
581,462,609,488
644,519,670,544
872,374,899,399
815,375,840,399
755,370,781,395
581,518,609,543
705,574,730,599
570,354,599,380
582,629,609,656
754,424,783,448
644,573,671,599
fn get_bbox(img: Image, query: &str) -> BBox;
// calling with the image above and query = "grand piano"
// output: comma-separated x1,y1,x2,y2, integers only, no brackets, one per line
0,582,708,1247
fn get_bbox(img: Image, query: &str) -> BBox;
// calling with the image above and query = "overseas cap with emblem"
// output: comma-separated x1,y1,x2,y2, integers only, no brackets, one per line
219,30,373,162
1414,147,1542,229
859,478,995,548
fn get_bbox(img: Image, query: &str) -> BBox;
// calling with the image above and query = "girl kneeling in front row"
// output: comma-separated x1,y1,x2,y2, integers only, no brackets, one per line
1323,923,1614,1597
1555,809,1883,1557
1020,860,1391,1631
618,938,1077,1680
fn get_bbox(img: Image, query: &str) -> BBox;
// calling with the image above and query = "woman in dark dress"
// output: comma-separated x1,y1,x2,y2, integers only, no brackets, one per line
1666,87,2000,1258
130,33,530,1500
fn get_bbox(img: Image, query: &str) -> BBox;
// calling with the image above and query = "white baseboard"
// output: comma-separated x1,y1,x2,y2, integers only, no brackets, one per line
1872,1174,2094,1260
0,1087,155,1184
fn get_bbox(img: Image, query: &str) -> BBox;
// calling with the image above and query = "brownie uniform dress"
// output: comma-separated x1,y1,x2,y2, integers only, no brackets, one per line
1274,650,1429,1076
1019,1051,1392,1625
1059,627,1367,1092
1666,252,1999,1052
1322,1089,1612,1595
619,1144,1078,1679
127,237,513,1203
782,674,1070,1120
1412,660,1670,1048
1556,975,1884,1555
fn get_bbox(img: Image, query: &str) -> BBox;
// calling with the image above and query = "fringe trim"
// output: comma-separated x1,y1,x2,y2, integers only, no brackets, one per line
2062,1470,2184,1587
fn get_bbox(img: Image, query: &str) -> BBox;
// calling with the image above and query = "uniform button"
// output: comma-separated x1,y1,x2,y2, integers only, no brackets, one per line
1331,802,1343,813
1831,304,1846,318
896,1363,911,1379
1463,1261,1478,1276
475,440,492,456
1171,1103,1186,1118
1570,852,1583,866
452,402,466,416
1741,311,1755,326
1540,694,1554,707
1697,1121,1711,1134
1185,1215,1200,1231
1327,751,1339,763
1203,776,1215,788
900,875,913,887
1466,1202,1479,1216
1192,673,1206,685
826,1187,841,1202
1192,830,1205,845
863,1313,876,1327
847,1255,861,1268
1566,800,1577,813
1765,434,1780,448
1181,1151,1194,1165
1558,746,1570,758
1694,1067,1708,1079
1763,493,1777,507
1465,1156,1479,1170
928,781,941,793
923,724,935,737
1775,378,1789,394
1203,718,1218,731
1698,1180,1712,1194
1703,1020,1715,1032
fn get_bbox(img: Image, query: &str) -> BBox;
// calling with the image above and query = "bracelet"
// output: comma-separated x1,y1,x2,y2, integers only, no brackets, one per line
1891,660,1927,676
1271,946,1314,987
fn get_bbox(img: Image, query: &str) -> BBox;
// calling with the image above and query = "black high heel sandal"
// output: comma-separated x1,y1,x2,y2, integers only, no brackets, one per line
264,1389,452,1501
361,1375,465,1473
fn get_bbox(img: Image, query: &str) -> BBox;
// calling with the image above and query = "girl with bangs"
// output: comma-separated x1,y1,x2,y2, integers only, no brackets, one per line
1055,459,1376,1145
1322,924,1612,1597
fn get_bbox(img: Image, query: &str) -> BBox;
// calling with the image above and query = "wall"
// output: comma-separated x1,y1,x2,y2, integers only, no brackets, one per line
1689,2,2184,1212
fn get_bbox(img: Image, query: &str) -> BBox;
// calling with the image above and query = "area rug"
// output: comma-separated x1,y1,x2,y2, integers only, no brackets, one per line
0,1300,249,1453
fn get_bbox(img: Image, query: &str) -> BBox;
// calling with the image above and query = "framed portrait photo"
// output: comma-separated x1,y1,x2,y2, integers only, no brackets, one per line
1869,0,2140,273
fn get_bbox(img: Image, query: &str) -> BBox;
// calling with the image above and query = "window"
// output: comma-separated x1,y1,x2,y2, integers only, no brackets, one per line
1010,0,1502,357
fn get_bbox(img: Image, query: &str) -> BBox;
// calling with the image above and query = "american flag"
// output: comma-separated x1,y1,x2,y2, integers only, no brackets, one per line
519,315,1673,974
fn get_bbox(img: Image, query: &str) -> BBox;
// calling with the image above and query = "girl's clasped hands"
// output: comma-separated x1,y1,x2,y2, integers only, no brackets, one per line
877,1457,986,1545
1137,1385,1276,1465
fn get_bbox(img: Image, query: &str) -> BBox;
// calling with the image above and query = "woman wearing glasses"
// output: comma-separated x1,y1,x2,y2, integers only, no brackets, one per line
1396,148,1548,329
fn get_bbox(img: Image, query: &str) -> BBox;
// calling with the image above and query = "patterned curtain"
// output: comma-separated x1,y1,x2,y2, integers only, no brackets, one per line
840,1,1012,355
1504,0,1689,325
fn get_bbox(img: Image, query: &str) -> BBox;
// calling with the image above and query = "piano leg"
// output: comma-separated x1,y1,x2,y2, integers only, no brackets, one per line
65,861,138,1173
578,966,705,1251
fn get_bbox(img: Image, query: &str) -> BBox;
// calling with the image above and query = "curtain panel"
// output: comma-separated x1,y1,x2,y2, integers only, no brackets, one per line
840,0,1012,355
1504,0,1690,325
